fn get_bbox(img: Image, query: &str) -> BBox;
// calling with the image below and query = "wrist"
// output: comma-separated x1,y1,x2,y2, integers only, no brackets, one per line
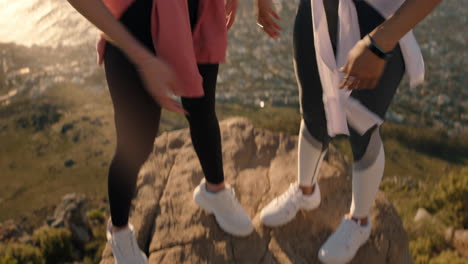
369,29,399,52
365,34,393,60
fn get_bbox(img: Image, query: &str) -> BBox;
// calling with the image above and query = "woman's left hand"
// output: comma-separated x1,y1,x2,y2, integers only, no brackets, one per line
339,39,387,90
226,0,239,30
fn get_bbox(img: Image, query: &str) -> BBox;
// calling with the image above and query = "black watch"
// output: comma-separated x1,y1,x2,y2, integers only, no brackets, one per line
366,34,393,60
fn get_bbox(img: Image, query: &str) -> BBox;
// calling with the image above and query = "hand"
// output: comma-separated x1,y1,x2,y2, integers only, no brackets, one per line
226,0,239,30
136,56,186,114
256,0,281,38
339,38,387,90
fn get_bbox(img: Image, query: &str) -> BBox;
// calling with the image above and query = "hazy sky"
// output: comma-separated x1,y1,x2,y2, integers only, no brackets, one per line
0,0,95,47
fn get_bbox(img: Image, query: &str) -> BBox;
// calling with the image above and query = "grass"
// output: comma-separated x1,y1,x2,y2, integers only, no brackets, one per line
0,83,467,262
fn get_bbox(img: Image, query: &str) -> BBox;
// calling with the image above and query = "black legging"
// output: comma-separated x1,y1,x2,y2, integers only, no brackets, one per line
293,0,405,161
104,0,224,227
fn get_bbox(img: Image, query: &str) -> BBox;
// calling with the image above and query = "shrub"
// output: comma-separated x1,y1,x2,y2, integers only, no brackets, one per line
86,209,106,224
409,219,447,264
424,168,468,229
411,237,434,264
32,227,73,264
84,214,107,263
83,240,105,264
0,243,44,264
429,250,467,264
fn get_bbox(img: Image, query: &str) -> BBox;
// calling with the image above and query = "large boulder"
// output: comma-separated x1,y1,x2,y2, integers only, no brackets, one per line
100,117,412,264
0,220,30,244
47,193,90,244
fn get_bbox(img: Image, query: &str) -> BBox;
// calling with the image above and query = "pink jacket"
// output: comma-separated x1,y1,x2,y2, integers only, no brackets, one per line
97,0,228,97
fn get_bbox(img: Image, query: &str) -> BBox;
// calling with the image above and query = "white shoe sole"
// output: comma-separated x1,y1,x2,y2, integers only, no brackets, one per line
318,230,370,264
260,203,320,228
193,186,254,237
260,195,321,228
318,251,357,264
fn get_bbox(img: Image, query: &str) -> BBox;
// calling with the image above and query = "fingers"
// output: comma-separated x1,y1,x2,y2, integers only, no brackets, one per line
164,100,187,114
225,0,233,13
226,0,238,30
339,76,382,91
339,62,380,90
270,10,281,20
359,79,373,90
258,13,281,38
339,62,351,89
155,94,187,114
348,79,360,90
339,73,351,89
226,6,237,30
257,1,281,38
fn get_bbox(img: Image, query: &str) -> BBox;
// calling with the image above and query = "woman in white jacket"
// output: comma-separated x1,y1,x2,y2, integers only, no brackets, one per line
256,0,441,263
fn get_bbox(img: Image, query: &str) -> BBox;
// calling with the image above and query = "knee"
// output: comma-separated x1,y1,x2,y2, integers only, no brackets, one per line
301,118,330,147
183,100,216,122
351,126,382,165
114,141,153,172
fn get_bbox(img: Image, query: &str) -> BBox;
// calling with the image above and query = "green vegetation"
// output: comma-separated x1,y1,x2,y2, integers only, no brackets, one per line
1,83,467,263
0,84,115,225
0,243,43,264
406,169,468,264
84,209,107,264
0,208,108,264
86,209,106,224
423,169,468,229
32,227,73,264
429,250,468,264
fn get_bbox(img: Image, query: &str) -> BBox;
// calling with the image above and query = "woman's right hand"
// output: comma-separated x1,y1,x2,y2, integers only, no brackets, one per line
256,0,281,38
136,56,186,114
66,0,185,114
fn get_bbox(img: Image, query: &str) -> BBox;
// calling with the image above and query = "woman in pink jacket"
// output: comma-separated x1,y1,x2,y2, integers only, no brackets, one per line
66,0,252,263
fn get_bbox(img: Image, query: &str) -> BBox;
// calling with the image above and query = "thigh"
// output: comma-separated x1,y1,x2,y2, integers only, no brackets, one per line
181,64,219,115
350,1,406,119
104,44,162,156
293,0,330,144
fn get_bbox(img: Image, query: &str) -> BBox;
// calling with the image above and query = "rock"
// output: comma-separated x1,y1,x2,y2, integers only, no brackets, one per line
0,220,29,243
453,229,468,259
48,193,90,244
445,227,455,243
414,208,432,223
100,117,412,264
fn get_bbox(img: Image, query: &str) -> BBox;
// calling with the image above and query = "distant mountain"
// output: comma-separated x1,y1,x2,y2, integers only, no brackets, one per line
0,0,465,133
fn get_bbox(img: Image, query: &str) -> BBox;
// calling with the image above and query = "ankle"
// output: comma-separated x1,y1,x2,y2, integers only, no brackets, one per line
347,214,369,227
111,224,129,233
299,184,316,196
206,181,226,193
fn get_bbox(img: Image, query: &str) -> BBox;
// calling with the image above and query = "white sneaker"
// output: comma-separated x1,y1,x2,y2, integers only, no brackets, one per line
318,217,371,264
193,179,254,237
260,183,321,227
106,221,149,264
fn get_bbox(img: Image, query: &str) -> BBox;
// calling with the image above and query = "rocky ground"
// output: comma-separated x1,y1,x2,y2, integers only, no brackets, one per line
98,118,412,264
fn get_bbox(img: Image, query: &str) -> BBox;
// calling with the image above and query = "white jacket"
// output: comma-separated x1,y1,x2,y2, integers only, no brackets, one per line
310,0,425,136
